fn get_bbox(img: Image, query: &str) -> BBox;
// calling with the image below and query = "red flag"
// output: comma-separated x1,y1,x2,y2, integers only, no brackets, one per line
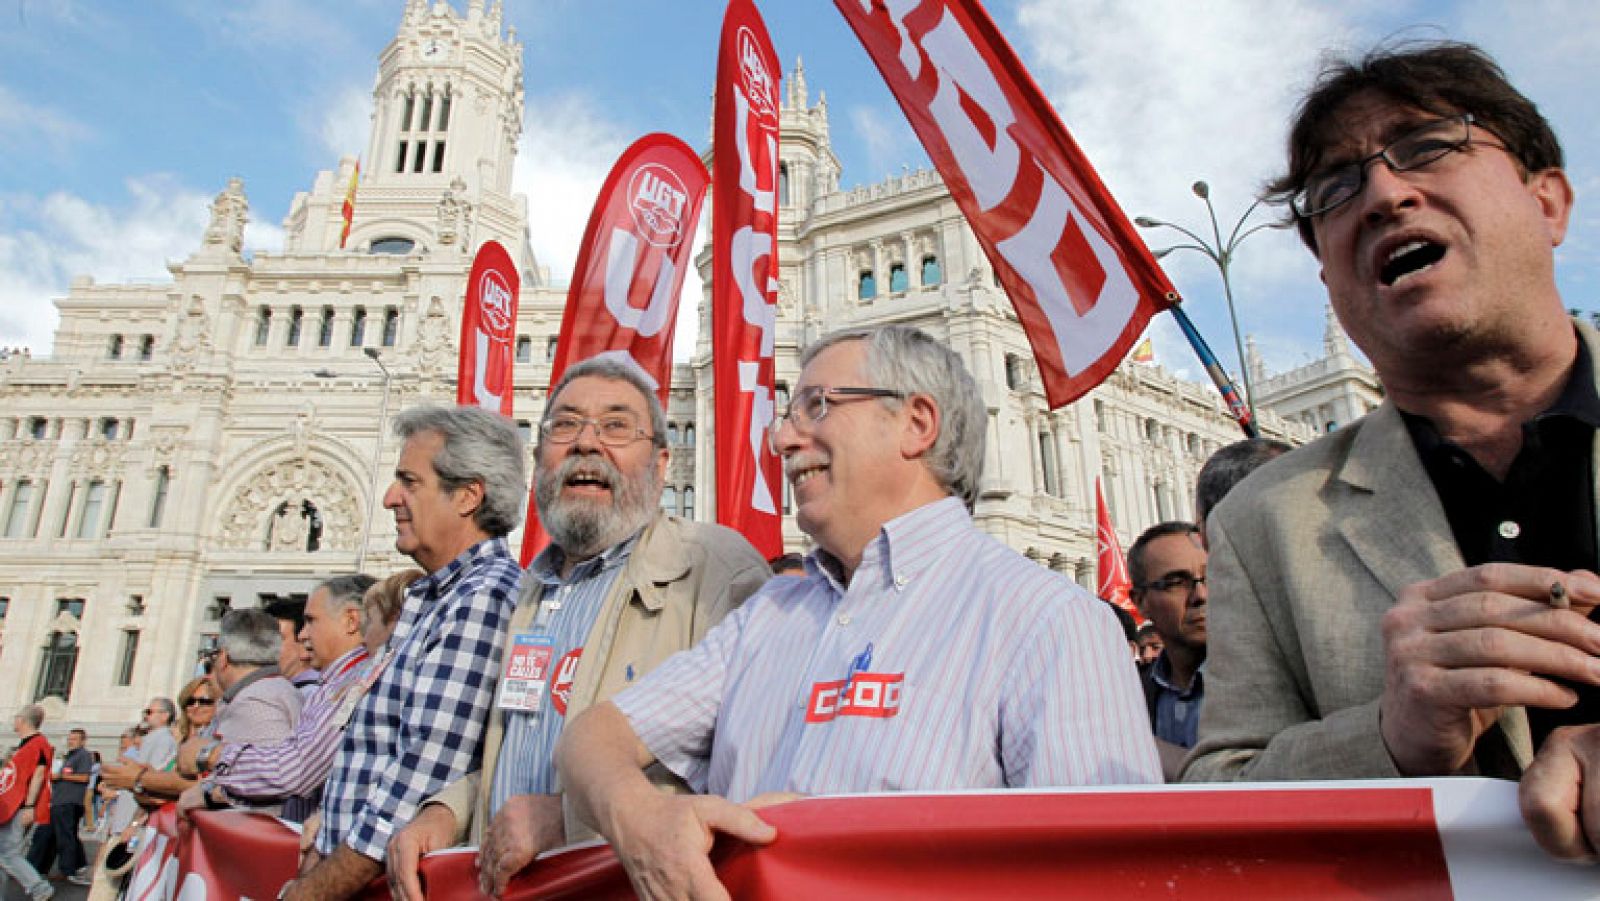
711,0,783,560
1096,478,1137,620
518,134,709,565
457,240,520,416
834,0,1178,408
339,159,360,249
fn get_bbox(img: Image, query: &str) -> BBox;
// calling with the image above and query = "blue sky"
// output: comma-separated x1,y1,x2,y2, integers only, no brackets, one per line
3,0,1597,387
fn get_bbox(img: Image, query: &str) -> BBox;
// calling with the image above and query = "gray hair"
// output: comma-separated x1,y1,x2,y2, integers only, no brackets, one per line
1195,438,1291,524
317,573,378,617
393,405,527,536
800,325,987,510
147,697,177,723
14,704,44,729
541,355,668,451
218,608,282,667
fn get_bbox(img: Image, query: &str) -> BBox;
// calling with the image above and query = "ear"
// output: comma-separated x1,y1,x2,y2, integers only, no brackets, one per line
897,393,941,460
342,604,363,636
655,445,670,486
451,479,486,520
1527,167,1575,247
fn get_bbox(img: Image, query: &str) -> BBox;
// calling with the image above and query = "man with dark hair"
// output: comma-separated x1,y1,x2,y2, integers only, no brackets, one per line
387,357,767,900
557,325,1158,899
1184,40,1600,859
180,574,375,821
1129,522,1208,780
265,596,320,700
1193,438,1290,546
27,727,92,884
285,406,524,900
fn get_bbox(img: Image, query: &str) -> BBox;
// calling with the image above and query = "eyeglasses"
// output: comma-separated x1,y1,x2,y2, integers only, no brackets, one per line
1291,114,1492,218
185,698,216,707
766,386,905,453
143,708,161,716
1139,572,1207,594
539,413,653,447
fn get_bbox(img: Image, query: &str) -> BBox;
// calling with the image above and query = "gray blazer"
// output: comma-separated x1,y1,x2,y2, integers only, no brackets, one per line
1183,320,1600,783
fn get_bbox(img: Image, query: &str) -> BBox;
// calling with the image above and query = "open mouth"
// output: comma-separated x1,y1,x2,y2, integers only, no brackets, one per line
1379,240,1446,287
563,466,614,491
788,462,827,487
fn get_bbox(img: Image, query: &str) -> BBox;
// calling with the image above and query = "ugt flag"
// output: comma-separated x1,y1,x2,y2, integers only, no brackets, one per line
456,239,520,416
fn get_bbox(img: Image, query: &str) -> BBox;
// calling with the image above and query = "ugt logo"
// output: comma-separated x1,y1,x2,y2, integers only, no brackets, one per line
478,269,513,334
627,163,690,249
736,26,778,127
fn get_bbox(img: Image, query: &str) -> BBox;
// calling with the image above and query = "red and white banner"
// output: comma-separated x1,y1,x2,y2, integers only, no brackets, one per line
711,0,784,561
517,133,709,565
457,239,520,417
1096,477,1137,621
834,0,1176,408
121,781,1599,899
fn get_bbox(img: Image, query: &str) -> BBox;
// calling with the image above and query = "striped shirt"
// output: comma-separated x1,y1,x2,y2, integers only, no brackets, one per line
614,497,1161,801
215,646,369,821
489,534,636,813
317,537,521,859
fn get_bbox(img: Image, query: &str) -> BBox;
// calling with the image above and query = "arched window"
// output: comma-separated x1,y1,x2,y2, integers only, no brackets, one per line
889,263,908,293
382,307,400,347
370,237,416,255
668,424,680,445
515,336,532,363
34,629,78,702
254,306,272,346
778,162,791,207
138,335,155,361
287,306,304,346
683,487,695,520
350,307,368,346
684,425,696,448
661,486,678,515
149,466,170,528
858,271,877,300
1038,432,1057,496
318,307,335,347
921,255,942,287
108,334,124,359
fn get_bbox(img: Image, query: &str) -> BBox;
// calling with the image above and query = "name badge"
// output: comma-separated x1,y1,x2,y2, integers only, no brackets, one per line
498,632,556,713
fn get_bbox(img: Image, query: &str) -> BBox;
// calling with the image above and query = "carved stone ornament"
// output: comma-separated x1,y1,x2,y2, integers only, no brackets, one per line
415,296,453,374
203,177,249,254
170,296,213,371
217,457,361,552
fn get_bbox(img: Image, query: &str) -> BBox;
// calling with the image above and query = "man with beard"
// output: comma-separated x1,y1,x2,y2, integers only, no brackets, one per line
386,357,768,900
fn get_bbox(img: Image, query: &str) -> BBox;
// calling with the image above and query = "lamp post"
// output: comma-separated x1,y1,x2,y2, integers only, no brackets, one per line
1135,180,1284,425
312,347,393,571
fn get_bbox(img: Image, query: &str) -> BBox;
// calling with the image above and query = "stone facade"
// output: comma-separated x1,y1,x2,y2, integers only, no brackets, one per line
0,2,1354,733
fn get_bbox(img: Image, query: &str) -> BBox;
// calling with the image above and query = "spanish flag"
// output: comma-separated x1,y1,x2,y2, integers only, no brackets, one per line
1131,336,1154,364
339,160,360,249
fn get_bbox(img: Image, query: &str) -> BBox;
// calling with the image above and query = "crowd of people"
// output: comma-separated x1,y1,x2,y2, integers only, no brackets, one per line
3,36,1599,900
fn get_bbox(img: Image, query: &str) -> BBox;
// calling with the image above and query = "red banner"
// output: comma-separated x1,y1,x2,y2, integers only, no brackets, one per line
1096,477,1137,621
121,781,1600,899
457,239,520,416
834,0,1177,408
711,0,783,560
517,133,709,565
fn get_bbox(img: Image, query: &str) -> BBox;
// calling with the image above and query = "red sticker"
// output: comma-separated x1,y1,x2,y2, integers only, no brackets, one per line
550,648,583,716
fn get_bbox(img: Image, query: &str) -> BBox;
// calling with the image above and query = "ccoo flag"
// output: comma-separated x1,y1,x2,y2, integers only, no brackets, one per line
710,0,784,560
834,0,1177,407
518,133,710,565
1096,478,1137,621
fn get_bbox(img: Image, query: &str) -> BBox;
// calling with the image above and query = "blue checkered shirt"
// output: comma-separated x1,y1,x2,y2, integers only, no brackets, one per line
317,537,521,860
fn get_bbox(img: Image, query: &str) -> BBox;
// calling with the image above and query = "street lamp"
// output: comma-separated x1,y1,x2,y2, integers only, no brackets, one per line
1136,180,1285,424
311,347,393,571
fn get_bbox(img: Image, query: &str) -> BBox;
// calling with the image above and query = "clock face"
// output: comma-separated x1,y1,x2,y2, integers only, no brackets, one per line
421,39,444,60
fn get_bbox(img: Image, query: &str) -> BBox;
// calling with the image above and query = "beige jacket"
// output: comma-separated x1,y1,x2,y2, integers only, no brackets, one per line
428,514,768,844
1184,320,1600,783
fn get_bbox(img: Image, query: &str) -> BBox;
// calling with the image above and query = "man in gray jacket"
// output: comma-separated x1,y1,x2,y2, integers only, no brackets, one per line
386,356,767,899
1184,41,1600,861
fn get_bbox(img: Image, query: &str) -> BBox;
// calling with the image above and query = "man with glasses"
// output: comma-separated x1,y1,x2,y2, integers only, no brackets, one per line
1183,41,1600,858
557,324,1159,899
1129,522,1208,780
384,356,766,900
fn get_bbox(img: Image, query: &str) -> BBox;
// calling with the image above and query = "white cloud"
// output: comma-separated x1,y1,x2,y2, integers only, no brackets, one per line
0,84,93,154
510,92,630,284
0,175,282,353
848,104,920,185
313,82,375,163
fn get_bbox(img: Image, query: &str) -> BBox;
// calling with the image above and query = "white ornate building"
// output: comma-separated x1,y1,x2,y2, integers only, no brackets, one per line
0,1,1363,733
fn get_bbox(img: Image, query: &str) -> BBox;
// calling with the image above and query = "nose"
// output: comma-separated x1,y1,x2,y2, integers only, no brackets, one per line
571,419,604,451
1357,157,1423,226
1190,575,1208,607
382,480,403,509
768,416,803,458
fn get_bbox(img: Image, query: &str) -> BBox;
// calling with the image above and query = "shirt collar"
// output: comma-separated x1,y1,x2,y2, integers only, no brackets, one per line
222,664,281,703
529,529,642,588
1402,326,1600,453
1149,652,1205,697
413,536,513,601
811,495,968,594
319,646,369,683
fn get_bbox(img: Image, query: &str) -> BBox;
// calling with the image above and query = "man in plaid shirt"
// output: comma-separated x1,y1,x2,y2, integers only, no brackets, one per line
283,405,526,900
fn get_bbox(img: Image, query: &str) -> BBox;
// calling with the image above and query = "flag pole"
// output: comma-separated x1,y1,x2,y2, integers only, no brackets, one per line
1167,298,1259,439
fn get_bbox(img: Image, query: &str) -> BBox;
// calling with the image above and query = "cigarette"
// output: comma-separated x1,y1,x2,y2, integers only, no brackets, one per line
1550,582,1570,610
